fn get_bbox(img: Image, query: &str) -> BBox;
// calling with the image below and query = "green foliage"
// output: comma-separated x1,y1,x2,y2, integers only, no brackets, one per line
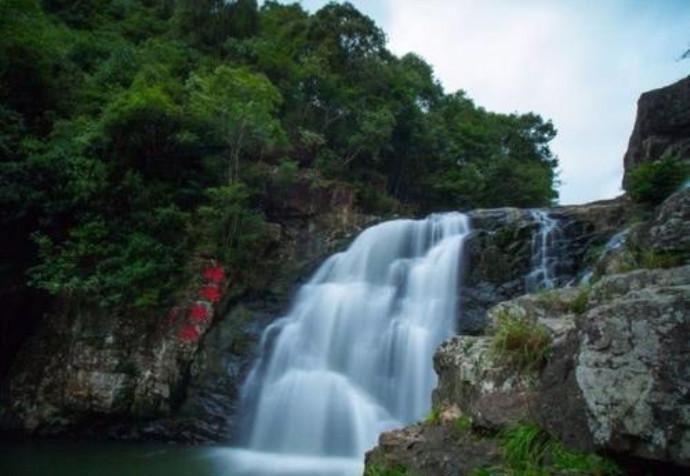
365,464,415,476
274,159,299,189
499,424,622,476
625,156,690,205
569,287,591,314
454,415,473,436
425,407,442,425
638,249,685,269
550,441,622,475
491,310,552,372
0,0,561,315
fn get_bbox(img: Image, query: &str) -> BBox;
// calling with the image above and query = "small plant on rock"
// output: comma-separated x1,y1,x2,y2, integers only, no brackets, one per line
491,310,551,372
499,423,622,476
365,464,415,476
425,407,442,425
454,415,473,436
569,286,590,314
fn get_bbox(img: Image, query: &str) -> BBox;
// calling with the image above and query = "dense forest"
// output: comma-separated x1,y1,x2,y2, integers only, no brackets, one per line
0,0,559,315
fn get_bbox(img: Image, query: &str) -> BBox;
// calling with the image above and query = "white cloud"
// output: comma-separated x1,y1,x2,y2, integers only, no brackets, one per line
277,0,689,205
385,0,690,204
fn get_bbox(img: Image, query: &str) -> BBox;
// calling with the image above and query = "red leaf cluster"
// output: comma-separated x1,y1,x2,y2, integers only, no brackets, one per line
203,266,226,283
189,303,209,322
200,285,221,303
178,324,200,342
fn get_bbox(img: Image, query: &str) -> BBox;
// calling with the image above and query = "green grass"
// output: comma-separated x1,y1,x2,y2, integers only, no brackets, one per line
569,286,590,314
496,424,622,476
551,442,622,475
491,310,552,372
425,407,441,425
638,249,685,269
365,464,415,476
454,415,473,436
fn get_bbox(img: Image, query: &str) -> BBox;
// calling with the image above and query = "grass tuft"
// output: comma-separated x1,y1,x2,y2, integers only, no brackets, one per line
569,286,590,314
497,423,622,476
454,415,472,436
365,464,414,476
425,407,441,425
491,310,551,372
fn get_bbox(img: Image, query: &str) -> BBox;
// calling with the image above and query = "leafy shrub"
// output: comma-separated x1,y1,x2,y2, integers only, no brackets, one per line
491,310,551,372
626,156,690,205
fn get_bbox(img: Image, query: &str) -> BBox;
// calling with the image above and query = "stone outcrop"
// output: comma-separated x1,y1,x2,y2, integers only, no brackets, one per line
623,75,690,187
368,265,690,473
461,197,634,333
0,178,372,442
643,187,690,254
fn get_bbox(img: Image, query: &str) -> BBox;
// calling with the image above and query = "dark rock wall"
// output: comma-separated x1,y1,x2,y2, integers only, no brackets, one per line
623,75,690,187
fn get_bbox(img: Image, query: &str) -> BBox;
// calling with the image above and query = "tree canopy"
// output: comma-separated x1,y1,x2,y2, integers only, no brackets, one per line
0,0,559,313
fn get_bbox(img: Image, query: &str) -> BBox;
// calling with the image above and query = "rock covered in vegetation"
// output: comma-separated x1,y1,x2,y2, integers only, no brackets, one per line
365,416,503,476
623,76,690,188
461,198,633,333
368,265,690,473
0,185,370,442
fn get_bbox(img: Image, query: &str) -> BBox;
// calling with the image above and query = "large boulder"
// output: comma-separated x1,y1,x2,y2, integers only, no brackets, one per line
623,76,690,188
420,266,690,466
574,267,690,466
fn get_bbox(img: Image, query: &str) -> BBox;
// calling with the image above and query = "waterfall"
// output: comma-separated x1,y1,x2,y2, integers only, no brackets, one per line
525,210,560,292
578,228,630,285
224,213,471,476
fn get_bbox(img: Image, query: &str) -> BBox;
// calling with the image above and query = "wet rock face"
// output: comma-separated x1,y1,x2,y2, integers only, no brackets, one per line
460,199,632,333
623,76,690,188
0,181,370,443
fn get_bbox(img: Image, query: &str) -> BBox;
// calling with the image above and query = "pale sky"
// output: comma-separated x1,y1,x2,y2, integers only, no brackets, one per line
275,0,690,205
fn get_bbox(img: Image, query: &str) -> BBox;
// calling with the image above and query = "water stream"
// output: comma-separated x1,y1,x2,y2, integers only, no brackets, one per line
224,213,472,476
525,210,560,292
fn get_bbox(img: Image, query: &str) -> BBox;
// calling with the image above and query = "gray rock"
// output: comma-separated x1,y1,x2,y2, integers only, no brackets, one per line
623,76,690,188
576,276,690,466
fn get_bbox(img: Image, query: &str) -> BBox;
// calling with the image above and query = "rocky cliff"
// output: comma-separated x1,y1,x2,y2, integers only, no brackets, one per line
366,187,690,475
0,178,373,442
623,75,690,188
365,77,690,474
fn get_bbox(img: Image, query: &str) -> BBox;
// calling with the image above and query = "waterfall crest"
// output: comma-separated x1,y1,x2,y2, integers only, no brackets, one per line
226,213,471,476
525,210,560,291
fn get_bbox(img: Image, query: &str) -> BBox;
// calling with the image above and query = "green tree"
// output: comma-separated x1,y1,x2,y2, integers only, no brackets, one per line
187,65,285,183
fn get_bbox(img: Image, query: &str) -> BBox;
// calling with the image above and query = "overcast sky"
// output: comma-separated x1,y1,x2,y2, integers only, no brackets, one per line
277,0,690,205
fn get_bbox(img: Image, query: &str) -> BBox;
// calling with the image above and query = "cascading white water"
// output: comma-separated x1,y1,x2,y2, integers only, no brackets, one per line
578,228,630,285
224,213,471,476
525,210,560,292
